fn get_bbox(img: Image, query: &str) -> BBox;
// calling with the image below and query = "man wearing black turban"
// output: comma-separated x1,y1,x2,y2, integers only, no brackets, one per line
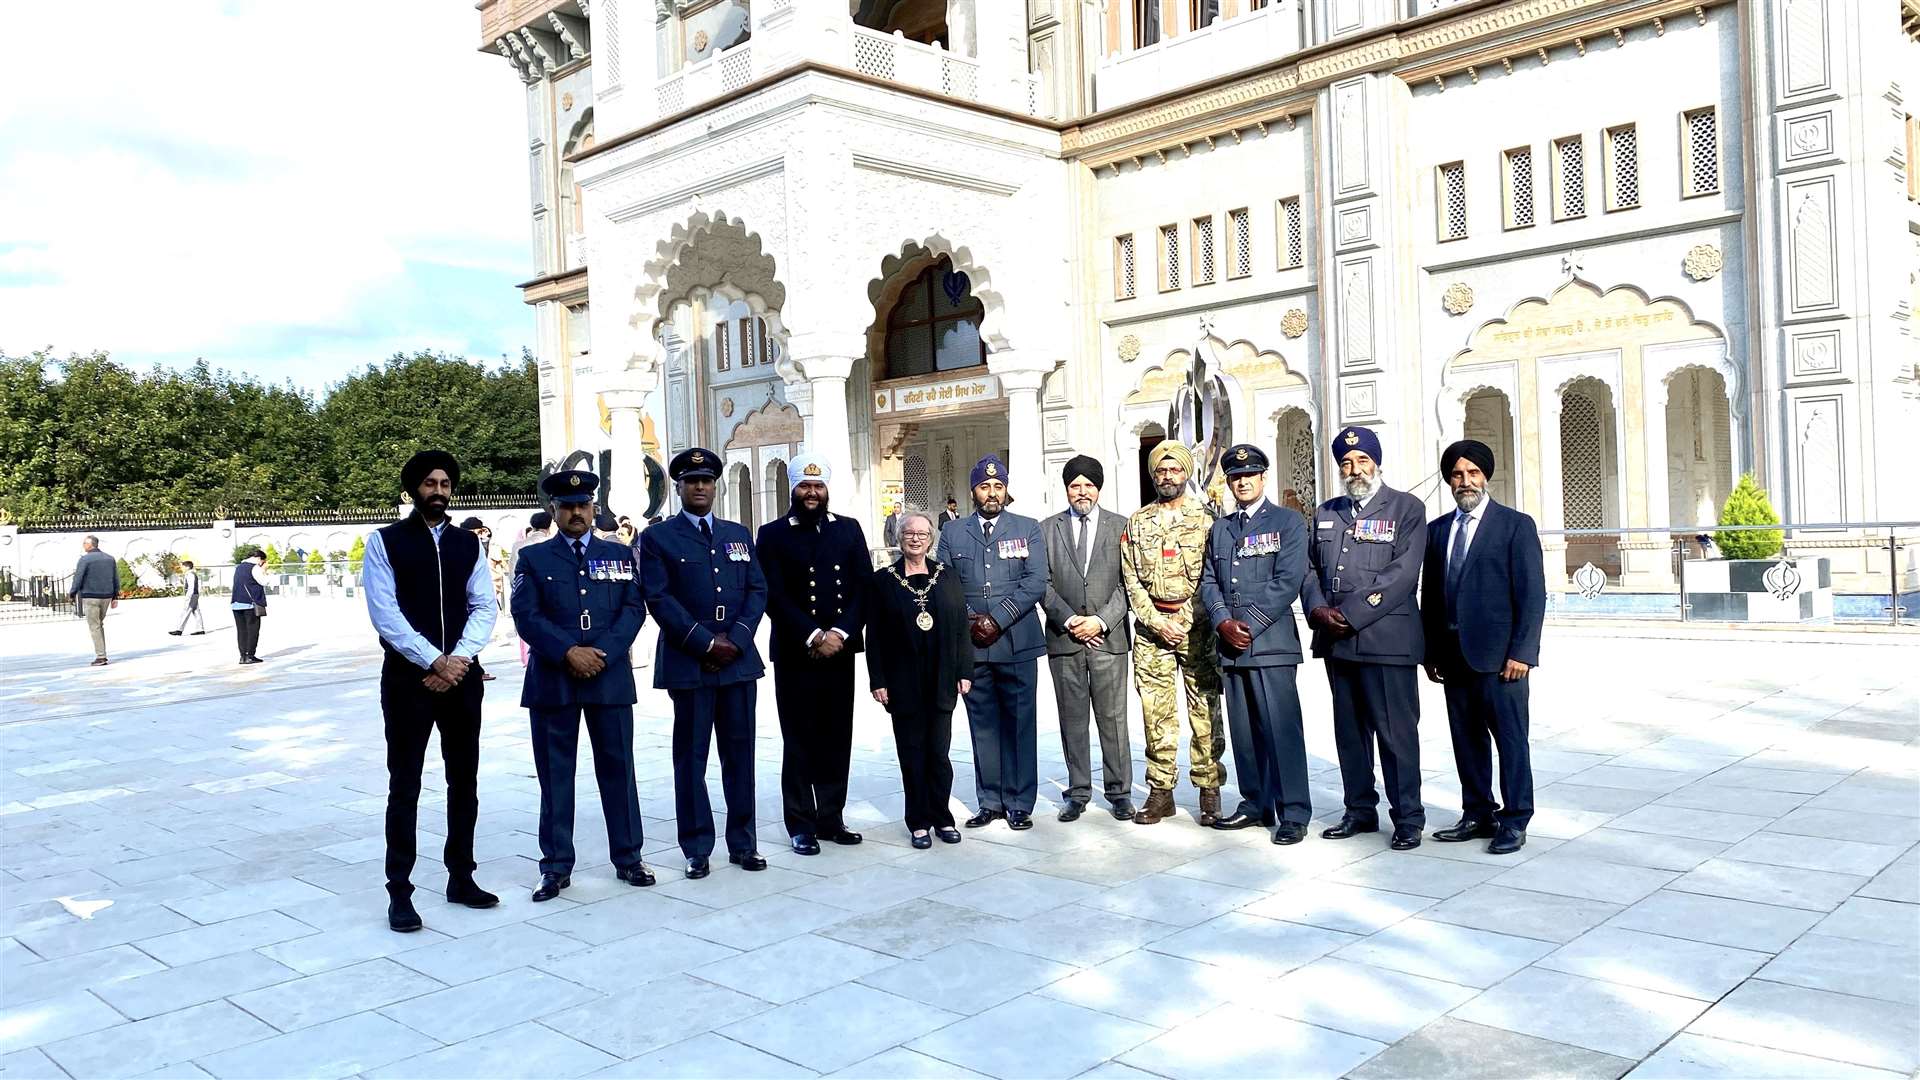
363,449,502,930
1420,439,1545,856
1040,454,1136,822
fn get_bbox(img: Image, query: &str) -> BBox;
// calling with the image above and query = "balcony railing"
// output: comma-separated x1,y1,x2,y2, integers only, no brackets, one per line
1095,1,1303,111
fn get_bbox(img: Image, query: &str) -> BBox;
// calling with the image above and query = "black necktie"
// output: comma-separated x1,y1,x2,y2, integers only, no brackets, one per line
700,519,713,545
571,539,585,563
1238,510,1250,530
1445,511,1471,608
983,519,994,540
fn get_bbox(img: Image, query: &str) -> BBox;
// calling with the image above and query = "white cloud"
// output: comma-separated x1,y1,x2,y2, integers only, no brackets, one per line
0,0,532,385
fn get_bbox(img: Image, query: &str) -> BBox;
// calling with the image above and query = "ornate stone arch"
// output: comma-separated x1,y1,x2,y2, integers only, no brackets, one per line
633,211,784,369
865,236,1011,356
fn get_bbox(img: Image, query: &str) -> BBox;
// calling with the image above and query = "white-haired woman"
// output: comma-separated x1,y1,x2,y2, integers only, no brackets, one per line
866,509,971,847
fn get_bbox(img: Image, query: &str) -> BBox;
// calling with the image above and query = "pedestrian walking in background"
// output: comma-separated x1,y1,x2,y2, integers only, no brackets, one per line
168,559,205,637
510,511,553,668
68,535,119,667
461,517,506,680
231,549,269,665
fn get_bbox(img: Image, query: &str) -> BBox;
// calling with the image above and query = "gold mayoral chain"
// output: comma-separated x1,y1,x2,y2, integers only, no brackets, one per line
886,562,944,631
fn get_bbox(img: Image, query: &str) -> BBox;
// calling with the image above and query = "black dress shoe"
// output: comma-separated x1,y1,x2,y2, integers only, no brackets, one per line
729,851,768,871
1390,825,1422,851
1487,826,1527,855
790,834,821,856
1211,810,1265,830
1007,811,1033,831
685,858,711,879
821,828,863,846
446,879,500,908
168,630,183,636
388,897,422,932
190,630,206,635
964,809,1004,828
934,826,962,844
1057,802,1086,823
617,864,656,887
531,873,570,902
910,831,933,849
1109,800,1136,821
1432,818,1498,843
1271,821,1307,845
1320,815,1380,840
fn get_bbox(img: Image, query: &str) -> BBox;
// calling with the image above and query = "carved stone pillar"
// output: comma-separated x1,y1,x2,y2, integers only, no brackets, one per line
1537,391,1569,590
600,366,659,519
789,331,865,528
988,351,1052,503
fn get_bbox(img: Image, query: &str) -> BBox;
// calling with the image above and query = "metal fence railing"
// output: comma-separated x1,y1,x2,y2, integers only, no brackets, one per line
1540,520,1918,626
0,570,75,623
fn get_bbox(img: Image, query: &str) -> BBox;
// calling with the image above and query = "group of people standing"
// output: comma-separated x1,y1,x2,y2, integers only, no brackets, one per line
361,430,1545,935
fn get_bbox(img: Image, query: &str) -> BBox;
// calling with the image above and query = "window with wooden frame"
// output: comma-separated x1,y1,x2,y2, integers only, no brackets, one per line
1603,124,1640,211
1553,135,1587,220
1682,107,1720,197
1277,196,1303,269
1503,146,1535,229
1227,207,1251,279
1191,214,1216,285
1132,0,1160,47
1190,0,1220,30
882,256,988,378
1115,233,1137,299
1437,161,1467,241
1159,223,1181,290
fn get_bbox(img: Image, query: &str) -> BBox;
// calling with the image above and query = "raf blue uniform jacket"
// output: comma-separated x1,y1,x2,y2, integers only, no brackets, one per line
1300,485,1429,665
1199,500,1308,669
511,533,645,707
640,515,767,689
1420,499,1546,673
935,511,1048,663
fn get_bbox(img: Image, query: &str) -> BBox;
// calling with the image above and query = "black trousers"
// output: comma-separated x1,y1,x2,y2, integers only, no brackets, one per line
382,663,482,898
773,653,856,837
962,659,1038,814
670,683,757,860
529,705,646,876
1222,665,1312,825
234,608,262,659
1048,649,1133,806
1327,659,1425,828
1442,661,1534,829
891,709,957,830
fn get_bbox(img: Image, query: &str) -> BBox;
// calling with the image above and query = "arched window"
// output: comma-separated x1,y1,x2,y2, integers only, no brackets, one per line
883,256,986,379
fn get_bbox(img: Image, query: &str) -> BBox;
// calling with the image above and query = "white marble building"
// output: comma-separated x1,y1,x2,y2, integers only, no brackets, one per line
477,0,1920,598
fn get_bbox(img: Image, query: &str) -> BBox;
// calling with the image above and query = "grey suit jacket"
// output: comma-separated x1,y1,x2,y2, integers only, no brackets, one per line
1041,507,1132,657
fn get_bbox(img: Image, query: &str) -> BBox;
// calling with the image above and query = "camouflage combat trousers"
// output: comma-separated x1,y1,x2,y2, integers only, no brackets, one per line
1132,617,1225,790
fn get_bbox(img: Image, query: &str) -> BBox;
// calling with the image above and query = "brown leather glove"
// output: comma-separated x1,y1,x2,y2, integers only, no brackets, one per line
1325,609,1355,636
969,612,1001,648
1217,619,1254,652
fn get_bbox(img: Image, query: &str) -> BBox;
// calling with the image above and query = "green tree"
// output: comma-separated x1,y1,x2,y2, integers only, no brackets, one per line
1715,474,1784,560
264,544,283,572
347,535,367,572
305,549,325,573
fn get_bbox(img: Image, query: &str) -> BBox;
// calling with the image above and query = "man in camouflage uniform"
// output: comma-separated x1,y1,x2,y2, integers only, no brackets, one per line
1120,440,1225,825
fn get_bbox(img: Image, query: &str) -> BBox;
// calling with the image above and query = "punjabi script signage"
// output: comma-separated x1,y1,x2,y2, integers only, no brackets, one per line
1490,311,1677,347
874,374,1001,415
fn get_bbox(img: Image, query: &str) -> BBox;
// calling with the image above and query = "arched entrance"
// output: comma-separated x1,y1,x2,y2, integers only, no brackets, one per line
1461,388,1517,509
1275,407,1318,512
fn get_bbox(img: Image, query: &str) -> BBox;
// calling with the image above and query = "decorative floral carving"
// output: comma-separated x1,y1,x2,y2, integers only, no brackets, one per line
1118,334,1142,362
1442,282,1474,316
1280,309,1308,339
1683,243,1723,281
720,397,735,417
561,91,575,112
693,30,710,52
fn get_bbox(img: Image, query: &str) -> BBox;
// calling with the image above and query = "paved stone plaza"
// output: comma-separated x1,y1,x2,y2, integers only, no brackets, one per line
2,597,1916,1079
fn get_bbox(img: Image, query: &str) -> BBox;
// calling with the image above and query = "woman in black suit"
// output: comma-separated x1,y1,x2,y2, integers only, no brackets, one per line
867,509,972,848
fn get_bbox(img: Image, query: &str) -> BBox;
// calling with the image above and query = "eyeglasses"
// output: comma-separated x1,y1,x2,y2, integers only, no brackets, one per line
901,531,933,539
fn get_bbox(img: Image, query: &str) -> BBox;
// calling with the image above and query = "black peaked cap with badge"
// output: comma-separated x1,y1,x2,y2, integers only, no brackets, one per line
670,448,721,482
1223,444,1269,477
542,470,599,505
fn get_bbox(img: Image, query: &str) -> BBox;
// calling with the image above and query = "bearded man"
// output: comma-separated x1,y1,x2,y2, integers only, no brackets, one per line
1420,439,1545,856
1300,425,1430,850
1119,440,1225,826
756,454,871,856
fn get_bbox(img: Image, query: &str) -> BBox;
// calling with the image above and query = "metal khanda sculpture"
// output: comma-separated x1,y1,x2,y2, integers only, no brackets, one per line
1167,315,1233,513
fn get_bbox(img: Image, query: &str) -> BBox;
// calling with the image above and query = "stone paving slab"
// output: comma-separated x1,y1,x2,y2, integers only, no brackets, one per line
1,600,1916,1078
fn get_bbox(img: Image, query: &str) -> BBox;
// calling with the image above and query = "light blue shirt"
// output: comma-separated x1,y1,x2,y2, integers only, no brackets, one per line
680,509,716,535
362,521,498,670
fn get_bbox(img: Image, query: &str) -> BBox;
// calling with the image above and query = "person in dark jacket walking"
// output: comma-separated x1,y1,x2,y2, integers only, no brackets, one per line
68,536,119,666
230,550,269,665
868,509,971,848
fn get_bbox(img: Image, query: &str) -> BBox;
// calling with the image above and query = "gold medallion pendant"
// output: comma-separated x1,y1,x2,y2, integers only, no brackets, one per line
915,611,934,632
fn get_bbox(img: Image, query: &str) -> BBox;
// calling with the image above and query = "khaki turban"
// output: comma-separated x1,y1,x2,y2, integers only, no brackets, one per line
1147,440,1194,475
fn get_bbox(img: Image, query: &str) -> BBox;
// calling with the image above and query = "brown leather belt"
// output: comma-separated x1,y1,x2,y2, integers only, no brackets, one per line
1151,599,1189,614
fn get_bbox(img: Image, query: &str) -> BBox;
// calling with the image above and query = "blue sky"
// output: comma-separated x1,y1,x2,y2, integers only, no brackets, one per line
0,2,532,393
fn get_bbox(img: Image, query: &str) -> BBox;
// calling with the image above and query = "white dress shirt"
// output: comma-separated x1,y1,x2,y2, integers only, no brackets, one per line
1445,496,1492,561
362,521,499,670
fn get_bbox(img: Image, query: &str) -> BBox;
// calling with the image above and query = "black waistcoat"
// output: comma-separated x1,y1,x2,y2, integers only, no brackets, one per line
375,512,481,659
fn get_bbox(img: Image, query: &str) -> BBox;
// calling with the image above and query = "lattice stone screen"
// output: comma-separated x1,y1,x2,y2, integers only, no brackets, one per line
1608,125,1640,209
1161,224,1181,289
1685,108,1719,196
1116,234,1136,299
1279,197,1303,269
1287,421,1317,509
1560,390,1606,529
1556,136,1586,219
853,31,897,80
1193,216,1216,285
903,455,929,514
1229,208,1251,278
1439,162,1467,240
1506,147,1535,228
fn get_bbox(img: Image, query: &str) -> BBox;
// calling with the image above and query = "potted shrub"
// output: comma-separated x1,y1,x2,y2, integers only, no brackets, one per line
1682,474,1830,622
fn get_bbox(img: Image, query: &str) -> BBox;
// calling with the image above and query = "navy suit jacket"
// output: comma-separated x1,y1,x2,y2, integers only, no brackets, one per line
756,511,869,661
511,533,645,707
1420,499,1546,674
1199,499,1308,669
640,515,767,689
935,510,1048,663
